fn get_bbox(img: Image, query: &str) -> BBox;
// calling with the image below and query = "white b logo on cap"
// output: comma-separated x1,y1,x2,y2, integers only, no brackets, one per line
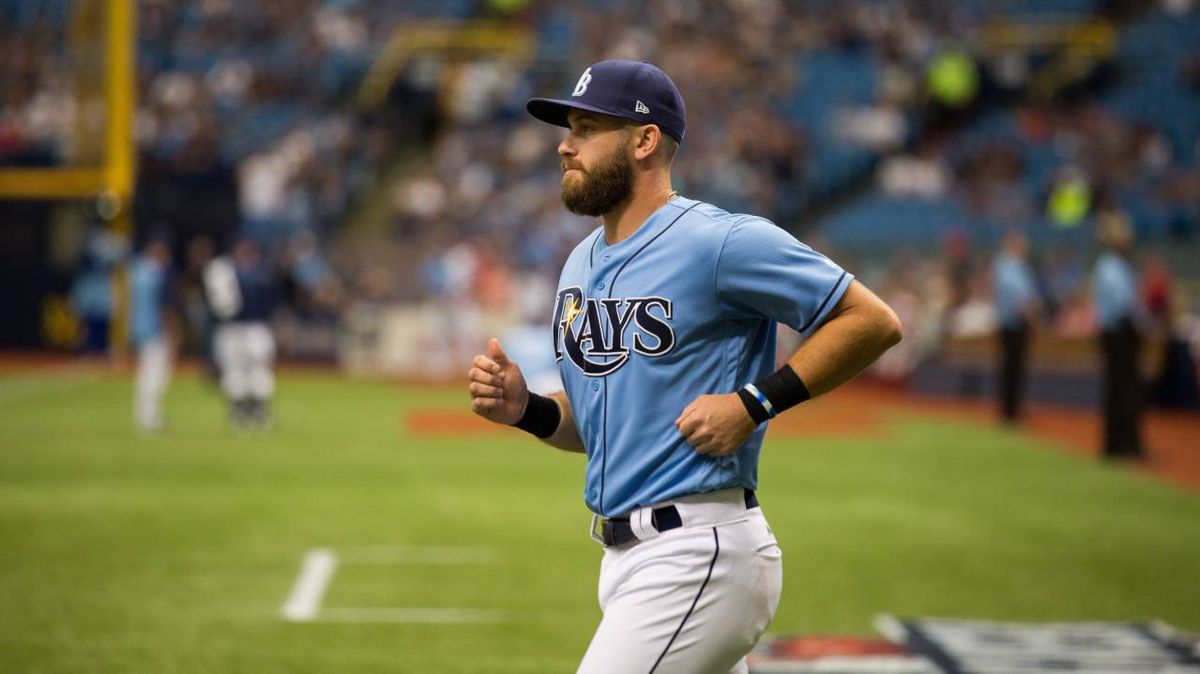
572,67,592,97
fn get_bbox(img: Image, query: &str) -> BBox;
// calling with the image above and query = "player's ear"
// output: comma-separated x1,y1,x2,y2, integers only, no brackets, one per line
631,124,660,161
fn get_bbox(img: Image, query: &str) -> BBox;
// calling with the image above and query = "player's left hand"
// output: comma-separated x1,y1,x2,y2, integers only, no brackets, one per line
675,393,757,457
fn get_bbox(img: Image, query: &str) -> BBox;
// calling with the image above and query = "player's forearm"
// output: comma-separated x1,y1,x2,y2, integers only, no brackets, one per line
786,281,902,398
542,391,585,453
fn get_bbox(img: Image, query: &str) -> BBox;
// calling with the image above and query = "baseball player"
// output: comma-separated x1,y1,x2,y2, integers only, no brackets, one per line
468,60,902,673
204,238,279,430
129,237,176,433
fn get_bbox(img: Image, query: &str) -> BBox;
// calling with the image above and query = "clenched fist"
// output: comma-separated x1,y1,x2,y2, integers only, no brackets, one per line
675,393,757,457
468,338,529,425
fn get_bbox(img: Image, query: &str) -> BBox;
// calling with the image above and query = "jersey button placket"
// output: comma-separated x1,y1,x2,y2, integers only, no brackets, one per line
595,280,605,291
591,381,600,391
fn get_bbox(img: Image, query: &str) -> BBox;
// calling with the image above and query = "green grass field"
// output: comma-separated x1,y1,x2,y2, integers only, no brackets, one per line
1,368,1198,673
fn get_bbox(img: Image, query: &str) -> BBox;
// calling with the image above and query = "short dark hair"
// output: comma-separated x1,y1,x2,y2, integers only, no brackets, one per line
622,124,678,165
660,136,679,164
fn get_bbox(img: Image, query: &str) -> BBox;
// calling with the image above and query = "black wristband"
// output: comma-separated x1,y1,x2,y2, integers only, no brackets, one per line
513,392,561,439
737,388,771,425
757,363,812,411
738,364,811,426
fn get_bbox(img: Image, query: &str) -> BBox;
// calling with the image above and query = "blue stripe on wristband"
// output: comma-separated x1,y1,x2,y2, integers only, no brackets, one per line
743,383,776,418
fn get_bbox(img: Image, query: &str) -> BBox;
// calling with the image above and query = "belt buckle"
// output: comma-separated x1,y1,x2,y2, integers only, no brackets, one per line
589,513,606,547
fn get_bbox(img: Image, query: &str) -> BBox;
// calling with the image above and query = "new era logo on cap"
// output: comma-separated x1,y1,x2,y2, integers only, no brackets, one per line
526,60,687,143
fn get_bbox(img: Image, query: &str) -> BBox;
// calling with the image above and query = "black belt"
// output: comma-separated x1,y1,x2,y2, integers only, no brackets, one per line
598,489,759,547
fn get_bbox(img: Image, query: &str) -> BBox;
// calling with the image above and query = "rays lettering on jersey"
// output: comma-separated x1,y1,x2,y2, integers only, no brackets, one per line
552,286,675,376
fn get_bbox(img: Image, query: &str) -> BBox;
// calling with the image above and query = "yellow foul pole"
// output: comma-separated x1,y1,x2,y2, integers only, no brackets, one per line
105,0,136,227
105,0,137,351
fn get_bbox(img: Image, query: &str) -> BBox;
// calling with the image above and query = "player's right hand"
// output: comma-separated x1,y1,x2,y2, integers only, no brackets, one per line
468,338,529,425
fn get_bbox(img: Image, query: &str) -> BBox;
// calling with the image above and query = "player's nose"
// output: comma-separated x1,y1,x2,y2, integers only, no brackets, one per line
558,135,576,157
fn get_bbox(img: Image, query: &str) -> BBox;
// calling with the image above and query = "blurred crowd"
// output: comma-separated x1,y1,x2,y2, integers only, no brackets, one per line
396,0,1010,294
0,2,80,166
2,0,1198,397
4,0,444,345
390,0,1199,386
136,0,389,241
392,0,1049,370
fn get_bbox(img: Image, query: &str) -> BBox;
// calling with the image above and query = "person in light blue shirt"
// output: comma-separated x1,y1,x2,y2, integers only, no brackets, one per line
129,238,175,432
992,230,1041,423
71,226,125,356
466,60,903,674
1093,216,1144,459
1094,248,1139,331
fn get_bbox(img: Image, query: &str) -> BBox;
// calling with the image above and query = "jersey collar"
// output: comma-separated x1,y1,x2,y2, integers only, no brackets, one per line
593,196,697,257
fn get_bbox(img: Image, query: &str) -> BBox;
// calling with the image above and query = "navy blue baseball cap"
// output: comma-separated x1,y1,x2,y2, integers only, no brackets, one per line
527,60,687,143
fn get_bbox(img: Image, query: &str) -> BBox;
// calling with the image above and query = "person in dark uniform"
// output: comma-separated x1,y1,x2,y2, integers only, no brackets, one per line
205,239,279,430
992,230,1041,424
1093,216,1145,459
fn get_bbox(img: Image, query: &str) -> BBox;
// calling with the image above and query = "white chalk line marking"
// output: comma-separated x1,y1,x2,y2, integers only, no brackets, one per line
281,546,504,624
281,548,338,622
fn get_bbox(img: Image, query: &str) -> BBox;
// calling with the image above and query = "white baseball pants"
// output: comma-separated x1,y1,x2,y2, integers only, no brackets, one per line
577,488,782,674
134,336,172,431
214,322,275,400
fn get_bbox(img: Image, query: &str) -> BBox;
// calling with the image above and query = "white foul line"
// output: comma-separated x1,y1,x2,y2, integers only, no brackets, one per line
281,548,338,622
280,546,505,624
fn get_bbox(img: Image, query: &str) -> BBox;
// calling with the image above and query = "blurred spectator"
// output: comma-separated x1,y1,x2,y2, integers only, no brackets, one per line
70,226,125,358
206,239,279,431
1142,252,1200,409
879,147,949,200
129,237,176,433
1141,251,1174,328
993,230,1041,424
834,103,907,153
1046,166,1092,229
926,41,980,132
1093,216,1145,460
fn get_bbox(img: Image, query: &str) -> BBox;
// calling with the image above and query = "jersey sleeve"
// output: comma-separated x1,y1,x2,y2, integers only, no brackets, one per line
715,217,853,336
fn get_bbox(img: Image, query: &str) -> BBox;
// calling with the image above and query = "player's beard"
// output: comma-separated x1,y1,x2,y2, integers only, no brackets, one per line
561,142,635,217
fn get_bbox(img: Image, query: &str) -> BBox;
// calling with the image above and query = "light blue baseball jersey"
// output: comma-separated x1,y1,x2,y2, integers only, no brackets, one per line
552,196,853,516
993,253,1037,328
129,255,167,348
1094,251,1139,330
